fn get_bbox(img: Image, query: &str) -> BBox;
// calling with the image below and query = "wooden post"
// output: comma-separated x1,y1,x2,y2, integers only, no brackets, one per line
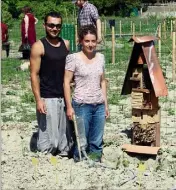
133,23,135,37
172,32,176,82
104,19,107,37
163,20,166,40
75,24,78,51
156,106,161,147
130,21,133,35
112,26,115,64
101,21,105,43
158,24,161,60
140,7,142,16
140,21,141,33
65,8,68,24
73,5,77,24
171,20,173,38
119,20,122,38
173,20,176,32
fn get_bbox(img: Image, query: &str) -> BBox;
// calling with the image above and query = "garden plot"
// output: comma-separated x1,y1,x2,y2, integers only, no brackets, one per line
1,56,176,189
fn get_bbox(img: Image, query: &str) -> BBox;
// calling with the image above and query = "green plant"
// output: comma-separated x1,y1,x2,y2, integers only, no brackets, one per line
122,159,130,167
2,2,13,28
6,90,17,96
21,92,35,103
18,112,36,122
167,108,175,116
2,115,14,122
1,100,17,113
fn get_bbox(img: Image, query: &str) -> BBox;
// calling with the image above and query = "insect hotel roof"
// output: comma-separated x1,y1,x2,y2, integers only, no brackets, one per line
121,36,168,97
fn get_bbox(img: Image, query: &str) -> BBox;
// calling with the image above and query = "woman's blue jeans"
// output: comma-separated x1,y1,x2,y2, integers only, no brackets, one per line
72,100,105,161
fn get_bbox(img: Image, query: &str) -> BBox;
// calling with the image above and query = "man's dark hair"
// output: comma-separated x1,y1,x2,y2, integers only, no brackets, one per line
44,11,62,23
78,25,97,42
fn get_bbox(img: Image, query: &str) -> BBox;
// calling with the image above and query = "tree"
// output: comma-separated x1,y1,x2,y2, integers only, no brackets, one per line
90,0,141,16
1,1,13,28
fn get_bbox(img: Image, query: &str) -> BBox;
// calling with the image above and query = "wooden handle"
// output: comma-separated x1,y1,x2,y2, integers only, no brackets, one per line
73,115,82,161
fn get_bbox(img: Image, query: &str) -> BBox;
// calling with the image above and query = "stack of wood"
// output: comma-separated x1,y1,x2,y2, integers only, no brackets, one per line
131,92,143,108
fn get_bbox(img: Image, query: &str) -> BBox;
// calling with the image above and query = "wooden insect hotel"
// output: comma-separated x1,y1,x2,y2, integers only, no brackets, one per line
121,36,168,154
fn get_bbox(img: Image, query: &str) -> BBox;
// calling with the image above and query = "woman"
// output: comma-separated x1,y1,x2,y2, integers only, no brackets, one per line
64,25,109,162
21,6,38,58
21,6,38,46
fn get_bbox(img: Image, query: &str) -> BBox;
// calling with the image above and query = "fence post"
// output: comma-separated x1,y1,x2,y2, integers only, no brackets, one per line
75,24,78,51
112,26,115,64
130,21,133,35
102,21,105,42
171,20,173,38
140,21,141,34
104,19,107,37
158,24,161,60
163,20,166,40
173,20,176,32
65,8,68,24
119,20,122,38
172,32,176,82
133,23,135,37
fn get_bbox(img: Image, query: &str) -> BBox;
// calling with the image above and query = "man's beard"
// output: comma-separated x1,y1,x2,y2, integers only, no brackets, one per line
46,30,59,39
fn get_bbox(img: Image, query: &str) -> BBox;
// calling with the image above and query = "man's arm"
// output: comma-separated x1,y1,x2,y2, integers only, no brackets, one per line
30,40,46,114
90,5,102,43
64,39,70,52
64,70,74,120
96,18,102,43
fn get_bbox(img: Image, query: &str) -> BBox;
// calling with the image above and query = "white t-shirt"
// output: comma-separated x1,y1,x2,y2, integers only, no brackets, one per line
65,52,105,104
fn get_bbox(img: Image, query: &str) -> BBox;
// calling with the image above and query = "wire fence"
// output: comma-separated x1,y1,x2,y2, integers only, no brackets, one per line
1,18,176,146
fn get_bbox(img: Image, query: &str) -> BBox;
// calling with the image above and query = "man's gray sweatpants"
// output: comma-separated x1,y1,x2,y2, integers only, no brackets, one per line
36,98,73,154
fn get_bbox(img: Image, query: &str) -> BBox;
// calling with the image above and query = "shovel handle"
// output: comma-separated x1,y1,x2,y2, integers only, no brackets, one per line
73,115,82,161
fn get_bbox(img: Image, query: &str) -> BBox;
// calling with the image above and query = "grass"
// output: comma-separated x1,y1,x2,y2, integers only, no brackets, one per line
1,58,30,85
2,18,176,123
167,108,175,116
21,92,35,103
2,58,36,123
1,100,17,113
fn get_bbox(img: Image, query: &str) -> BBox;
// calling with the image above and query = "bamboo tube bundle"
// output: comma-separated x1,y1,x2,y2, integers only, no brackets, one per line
132,123,156,145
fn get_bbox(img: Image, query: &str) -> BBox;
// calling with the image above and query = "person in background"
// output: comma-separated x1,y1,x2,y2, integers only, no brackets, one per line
21,6,38,59
1,22,10,57
64,25,109,162
74,0,102,44
21,6,38,46
30,11,73,156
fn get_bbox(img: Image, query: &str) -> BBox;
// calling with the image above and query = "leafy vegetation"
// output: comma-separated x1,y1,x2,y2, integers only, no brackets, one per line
3,0,172,27
1,58,35,123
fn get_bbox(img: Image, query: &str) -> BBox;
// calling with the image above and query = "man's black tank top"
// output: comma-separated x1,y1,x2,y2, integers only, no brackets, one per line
40,37,69,98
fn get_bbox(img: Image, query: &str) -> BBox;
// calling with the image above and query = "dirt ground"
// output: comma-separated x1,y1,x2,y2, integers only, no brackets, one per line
1,49,176,189
1,97,176,190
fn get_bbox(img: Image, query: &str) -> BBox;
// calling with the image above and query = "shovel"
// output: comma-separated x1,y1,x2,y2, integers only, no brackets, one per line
73,114,88,161
73,115,116,169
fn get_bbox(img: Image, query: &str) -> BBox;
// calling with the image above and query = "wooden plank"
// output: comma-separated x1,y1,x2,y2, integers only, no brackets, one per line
155,121,160,147
122,144,160,155
130,77,140,81
132,88,150,93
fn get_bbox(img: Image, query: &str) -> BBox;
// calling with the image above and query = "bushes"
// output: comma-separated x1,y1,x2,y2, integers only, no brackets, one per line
1,2,13,28
2,0,76,21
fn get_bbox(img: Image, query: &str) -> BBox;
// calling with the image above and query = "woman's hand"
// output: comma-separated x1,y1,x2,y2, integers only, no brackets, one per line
67,107,75,120
105,106,110,119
